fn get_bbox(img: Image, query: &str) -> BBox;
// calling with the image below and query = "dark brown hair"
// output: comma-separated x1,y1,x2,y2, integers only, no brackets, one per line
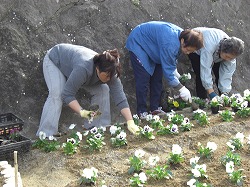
93,49,121,78
179,29,203,50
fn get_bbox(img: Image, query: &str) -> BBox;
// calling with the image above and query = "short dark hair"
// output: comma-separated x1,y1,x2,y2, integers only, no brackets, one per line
219,37,244,56
179,29,203,50
93,49,121,78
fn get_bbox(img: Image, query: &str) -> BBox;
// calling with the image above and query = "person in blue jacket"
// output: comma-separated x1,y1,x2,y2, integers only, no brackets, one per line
126,21,203,117
188,27,244,99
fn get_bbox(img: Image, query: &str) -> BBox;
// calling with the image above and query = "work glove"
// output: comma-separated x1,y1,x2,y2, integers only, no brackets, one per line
127,120,140,135
174,69,181,79
179,86,192,103
80,109,95,119
209,92,218,100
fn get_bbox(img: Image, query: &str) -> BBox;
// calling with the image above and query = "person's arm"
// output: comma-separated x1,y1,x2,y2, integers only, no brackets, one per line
68,100,82,115
218,59,236,94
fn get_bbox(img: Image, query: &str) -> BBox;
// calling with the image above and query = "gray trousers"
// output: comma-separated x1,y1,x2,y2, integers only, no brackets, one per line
36,53,111,137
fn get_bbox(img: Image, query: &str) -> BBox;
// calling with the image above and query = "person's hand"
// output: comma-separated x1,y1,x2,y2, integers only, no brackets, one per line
174,69,181,79
209,92,218,100
80,109,94,119
127,120,140,135
179,86,192,102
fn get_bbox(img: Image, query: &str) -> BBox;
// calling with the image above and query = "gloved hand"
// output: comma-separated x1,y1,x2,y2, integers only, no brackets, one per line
174,69,181,79
80,109,94,119
179,86,192,102
127,120,140,135
209,92,218,100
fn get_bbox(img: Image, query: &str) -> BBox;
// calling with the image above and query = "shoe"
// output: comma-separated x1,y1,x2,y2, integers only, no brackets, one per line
150,107,166,116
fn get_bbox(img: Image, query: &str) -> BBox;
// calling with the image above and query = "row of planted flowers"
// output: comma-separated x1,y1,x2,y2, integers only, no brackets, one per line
31,90,250,186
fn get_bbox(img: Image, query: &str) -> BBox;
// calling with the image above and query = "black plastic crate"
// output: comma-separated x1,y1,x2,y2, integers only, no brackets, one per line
0,113,24,136
0,135,31,160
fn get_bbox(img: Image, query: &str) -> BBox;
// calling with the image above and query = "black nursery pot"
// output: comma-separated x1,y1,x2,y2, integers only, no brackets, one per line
211,106,219,114
232,107,239,113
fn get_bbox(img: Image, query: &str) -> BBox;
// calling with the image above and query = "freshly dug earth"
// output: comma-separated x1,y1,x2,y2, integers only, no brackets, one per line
6,108,250,187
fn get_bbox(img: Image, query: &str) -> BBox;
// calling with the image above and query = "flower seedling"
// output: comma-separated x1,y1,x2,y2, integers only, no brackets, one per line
110,131,127,147
168,144,184,165
146,164,172,180
156,123,179,135
80,167,98,185
226,161,246,186
62,138,78,155
32,131,60,152
179,72,191,83
197,142,217,159
128,149,146,174
180,117,193,131
129,172,147,187
226,132,244,151
191,164,208,179
221,151,241,166
187,178,212,187
219,110,235,122
139,125,155,140
193,109,210,126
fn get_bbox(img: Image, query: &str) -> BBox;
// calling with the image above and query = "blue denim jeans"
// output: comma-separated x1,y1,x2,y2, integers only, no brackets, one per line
129,52,163,114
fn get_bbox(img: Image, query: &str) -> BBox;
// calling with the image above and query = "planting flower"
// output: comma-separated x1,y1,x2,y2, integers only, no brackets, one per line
83,130,106,152
110,131,127,147
32,131,60,152
190,156,200,167
197,141,217,159
243,89,250,104
146,164,172,180
193,109,210,126
133,114,140,125
210,97,222,107
156,123,179,135
109,124,122,136
218,109,235,122
80,167,98,185
129,172,147,187
149,115,164,129
128,149,147,174
226,161,246,186
220,93,231,107
220,151,241,166
191,164,208,179
226,132,244,151
180,117,193,131
139,125,155,140
192,97,207,109
236,101,250,117
169,113,184,125
187,178,212,187
168,144,184,165
179,72,191,83
148,156,160,166
62,138,78,155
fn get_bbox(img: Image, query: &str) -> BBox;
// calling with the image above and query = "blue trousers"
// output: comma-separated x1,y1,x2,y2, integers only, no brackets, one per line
129,52,163,114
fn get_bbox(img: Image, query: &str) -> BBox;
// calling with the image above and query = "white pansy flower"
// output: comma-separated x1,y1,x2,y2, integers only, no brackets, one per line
116,131,126,140
226,142,235,151
243,89,250,97
206,142,217,152
146,114,153,121
153,115,160,122
39,131,46,140
171,124,178,133
138,172,147,183
133,114,139,119
241,101,248,108
187,178,196,187
190,156,200,165
69,123,76,129
109,125,118,135
143,125,154,132
191,167,201,177
90,127,98,134
67,138,76,144
148,156,160,166
82,168,93,179
172,144,182,155
48,136,57,141
135,149,145,158
76,131,82,141
235,132,244,143
226,161,234,173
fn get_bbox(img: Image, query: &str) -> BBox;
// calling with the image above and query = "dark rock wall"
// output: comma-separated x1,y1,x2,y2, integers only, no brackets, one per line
0,0,249,138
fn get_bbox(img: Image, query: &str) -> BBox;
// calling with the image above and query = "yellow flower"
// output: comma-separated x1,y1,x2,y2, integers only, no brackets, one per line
173,101,179,107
